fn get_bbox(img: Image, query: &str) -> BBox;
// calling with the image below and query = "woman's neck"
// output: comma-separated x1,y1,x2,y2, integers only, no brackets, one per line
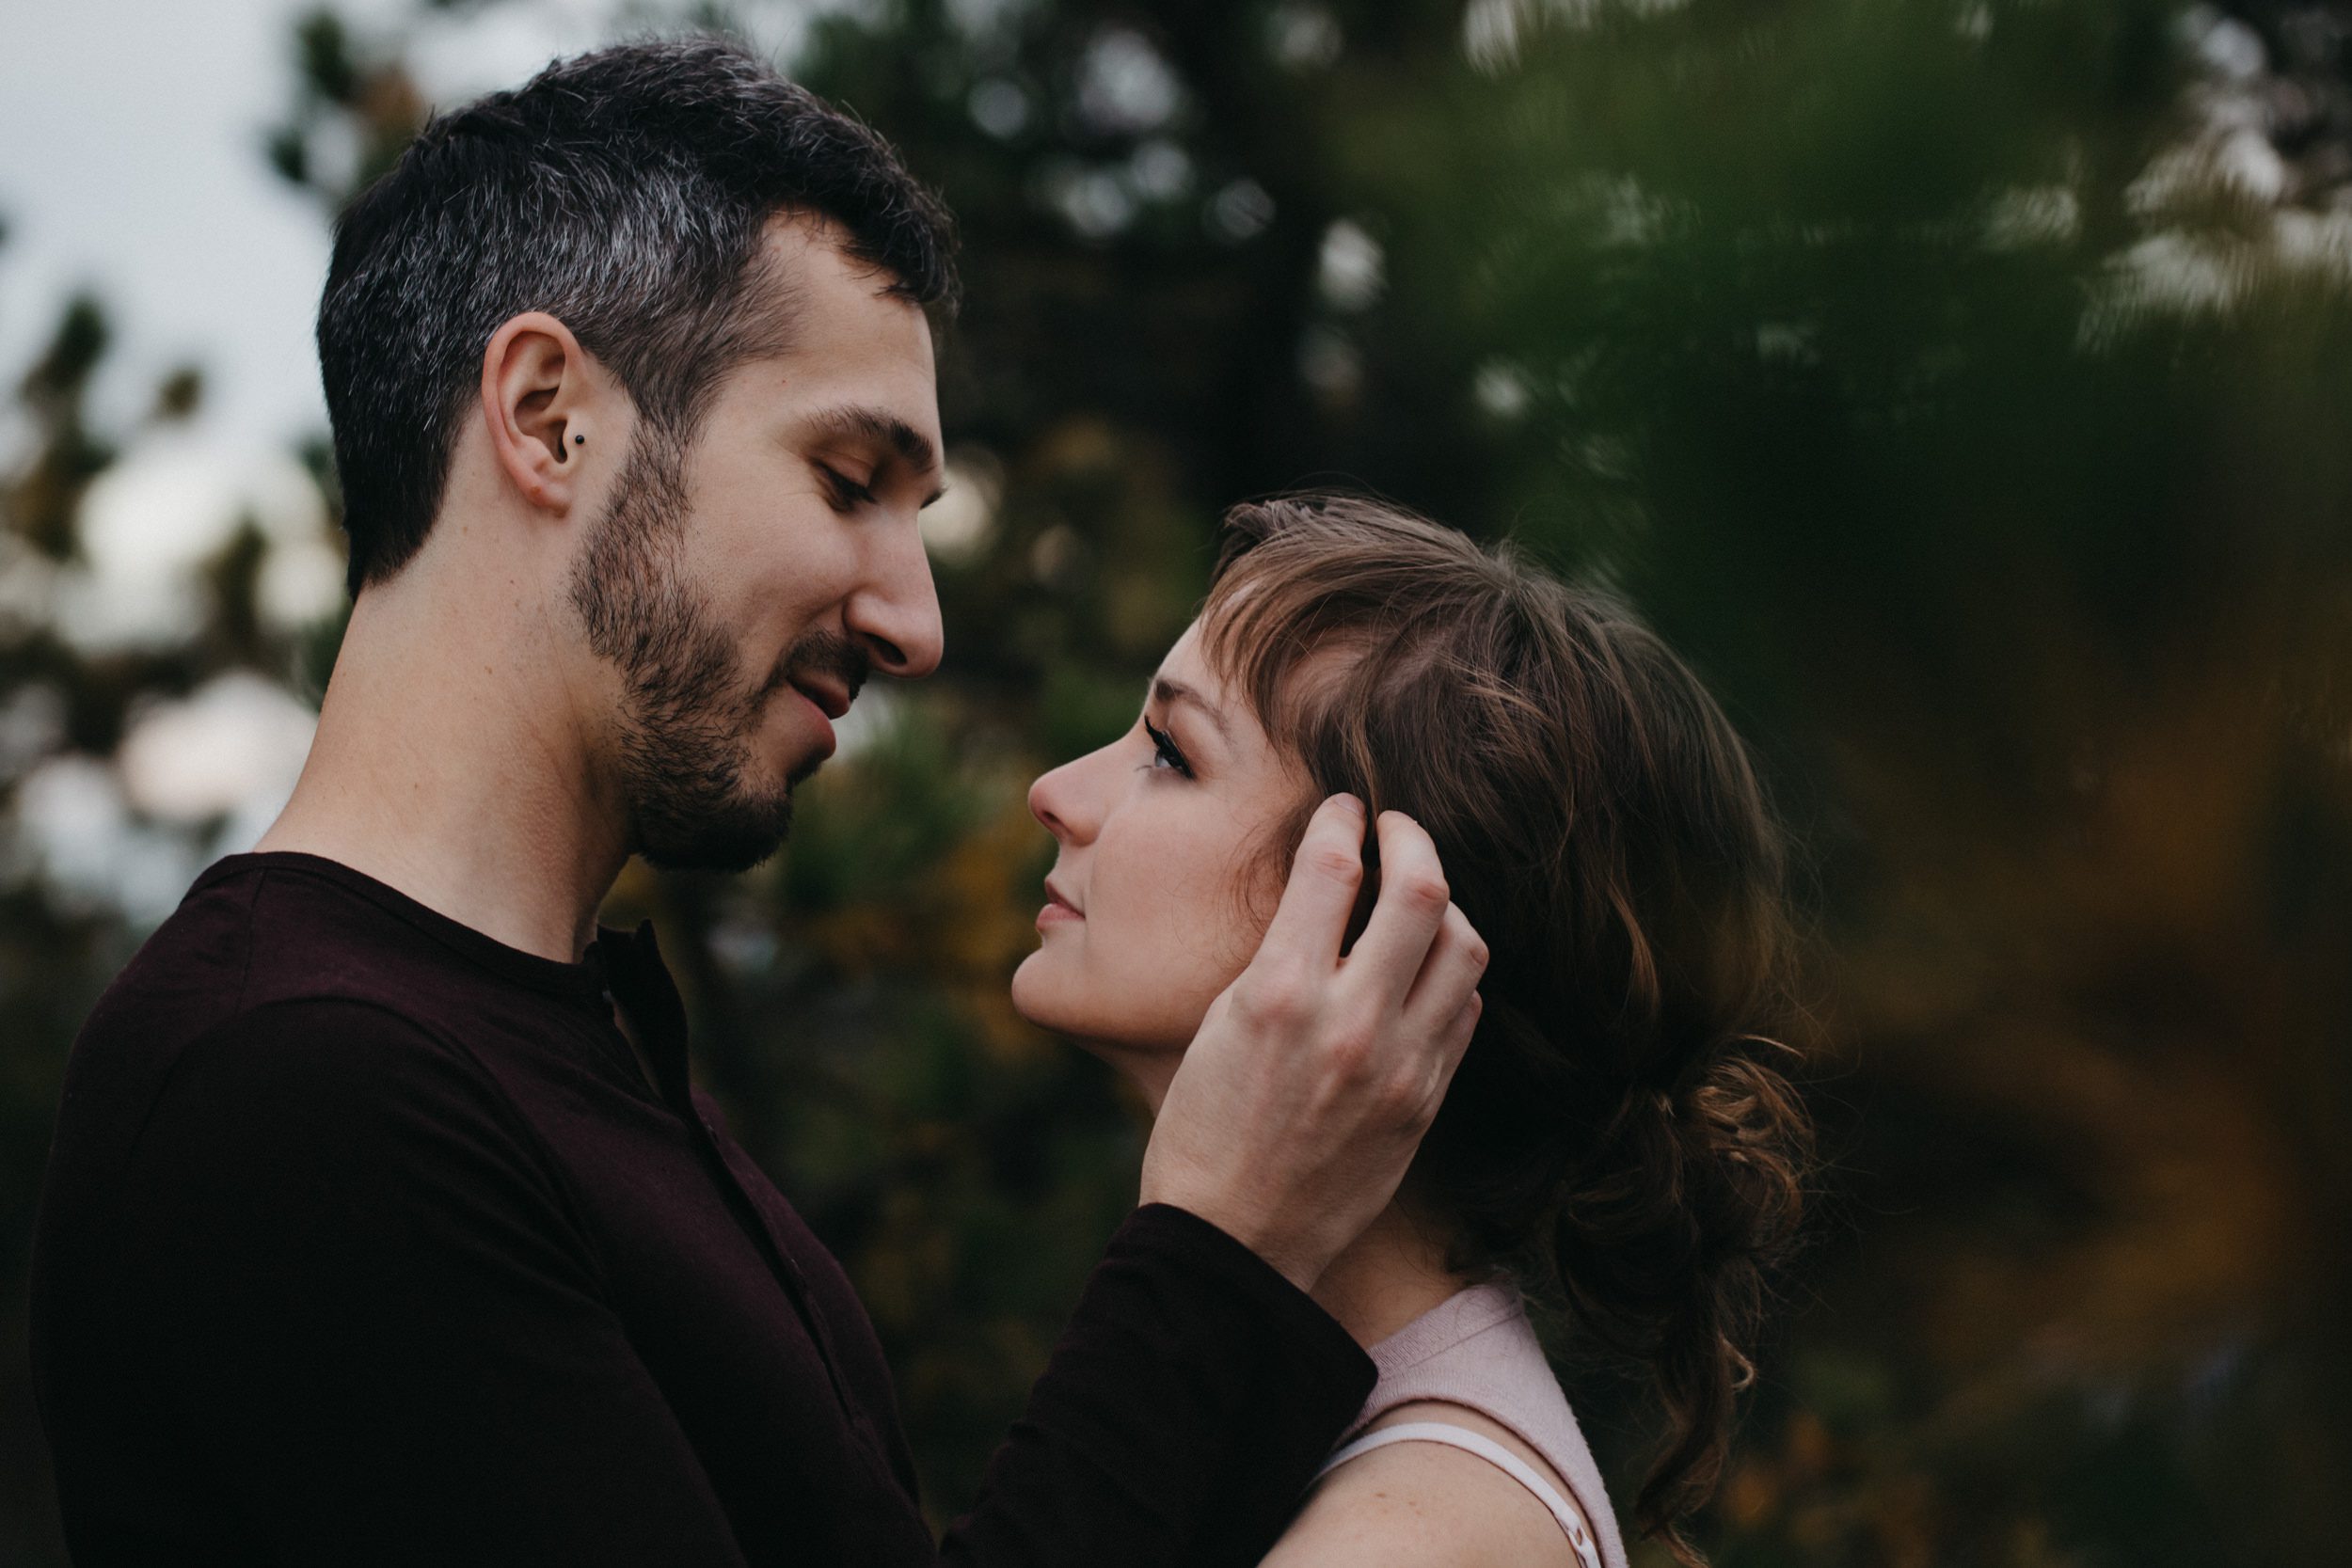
1309,1197,1477,1349
1113,1043,1476,1350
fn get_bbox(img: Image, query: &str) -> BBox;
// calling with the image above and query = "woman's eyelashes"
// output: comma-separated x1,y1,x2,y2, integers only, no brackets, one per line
1140,717,1194,778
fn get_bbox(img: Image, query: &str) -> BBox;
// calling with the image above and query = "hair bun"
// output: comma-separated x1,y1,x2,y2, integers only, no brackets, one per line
1677,1041,1809,1261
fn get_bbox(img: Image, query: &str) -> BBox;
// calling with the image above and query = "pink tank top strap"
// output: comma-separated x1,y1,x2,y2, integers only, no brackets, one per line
1317,1419,1603,1568
1329,1283,1631,1568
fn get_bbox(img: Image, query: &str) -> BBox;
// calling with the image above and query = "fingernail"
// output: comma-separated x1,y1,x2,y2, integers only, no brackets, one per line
1331,793,1364,818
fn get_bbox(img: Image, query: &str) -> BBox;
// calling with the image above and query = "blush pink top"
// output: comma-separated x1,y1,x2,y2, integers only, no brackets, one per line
1313,1282,1629,1568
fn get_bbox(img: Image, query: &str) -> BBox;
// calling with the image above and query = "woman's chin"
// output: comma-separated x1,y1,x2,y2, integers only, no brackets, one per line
1009,954,1098,1042
1009,995,1112,1064
1008,962,1191,1078
1008,950,1055,1029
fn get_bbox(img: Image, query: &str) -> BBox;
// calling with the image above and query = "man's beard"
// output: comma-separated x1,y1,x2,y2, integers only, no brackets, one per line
565,425,861,873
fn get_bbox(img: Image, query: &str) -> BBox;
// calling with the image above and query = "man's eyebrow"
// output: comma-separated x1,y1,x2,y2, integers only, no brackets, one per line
1152,677,1232,742
805,404,946,505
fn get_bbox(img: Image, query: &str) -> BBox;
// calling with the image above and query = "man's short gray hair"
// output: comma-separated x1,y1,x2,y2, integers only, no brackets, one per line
315,33,959,596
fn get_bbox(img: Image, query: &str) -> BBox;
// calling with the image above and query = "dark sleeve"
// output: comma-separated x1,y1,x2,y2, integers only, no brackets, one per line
941,1203,1375,1568
119,999,752,1567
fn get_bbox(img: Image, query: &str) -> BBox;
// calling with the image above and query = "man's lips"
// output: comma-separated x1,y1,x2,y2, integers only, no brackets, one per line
778,682,839,761
788,676,851,721
770,670,853,764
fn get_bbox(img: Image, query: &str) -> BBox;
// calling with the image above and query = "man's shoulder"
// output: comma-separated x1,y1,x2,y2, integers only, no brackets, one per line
56,852,539,1196
68,990,491,1184
130,996,556,1226
176,992,466,1085
87,853,488,1053
40,917,543,1319
73,854,430,1072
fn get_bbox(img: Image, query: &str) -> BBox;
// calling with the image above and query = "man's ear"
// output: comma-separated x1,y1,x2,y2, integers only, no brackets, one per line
480,311,597,515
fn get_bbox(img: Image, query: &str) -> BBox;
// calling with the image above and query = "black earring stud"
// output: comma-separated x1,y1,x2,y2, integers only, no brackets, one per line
573,434,586,446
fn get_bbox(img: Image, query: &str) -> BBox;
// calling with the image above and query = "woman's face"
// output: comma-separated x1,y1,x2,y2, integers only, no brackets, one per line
1011,620,1308,1065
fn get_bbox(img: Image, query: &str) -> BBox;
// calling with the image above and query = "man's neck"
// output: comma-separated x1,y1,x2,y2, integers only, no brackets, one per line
255,551,629,965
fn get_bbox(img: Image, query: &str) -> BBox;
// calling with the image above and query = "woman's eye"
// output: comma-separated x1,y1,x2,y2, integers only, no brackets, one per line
1141,719,1193,778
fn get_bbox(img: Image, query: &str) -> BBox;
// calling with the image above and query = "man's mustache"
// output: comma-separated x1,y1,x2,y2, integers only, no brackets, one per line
771,630,870,706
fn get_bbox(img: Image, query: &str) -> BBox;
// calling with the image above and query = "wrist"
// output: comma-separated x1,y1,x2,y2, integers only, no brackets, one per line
1136,1180,1325,1293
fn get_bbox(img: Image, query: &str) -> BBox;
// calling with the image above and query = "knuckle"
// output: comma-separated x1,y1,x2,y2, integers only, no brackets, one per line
1396,873,1450,911
1320,1022,1376,1083
1376,1069,1434,1126
1234,968,1308,1027
1228,984,1275,1028
1442,906,1487,962
1303,843,1364,888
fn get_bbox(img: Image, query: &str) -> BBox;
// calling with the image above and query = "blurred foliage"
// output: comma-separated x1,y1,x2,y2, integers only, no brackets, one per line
0,252,324,1557
1371,7,2352,1564
8,1,2352,1564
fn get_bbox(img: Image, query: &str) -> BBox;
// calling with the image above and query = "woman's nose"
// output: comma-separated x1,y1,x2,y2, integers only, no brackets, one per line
1027,749,1105,845
1027,763,1075,843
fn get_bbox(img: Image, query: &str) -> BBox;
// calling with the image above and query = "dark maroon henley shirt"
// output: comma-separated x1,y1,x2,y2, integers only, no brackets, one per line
29,851,1374,1565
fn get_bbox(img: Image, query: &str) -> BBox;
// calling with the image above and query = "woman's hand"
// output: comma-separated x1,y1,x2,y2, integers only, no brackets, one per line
1139,795,1488,1292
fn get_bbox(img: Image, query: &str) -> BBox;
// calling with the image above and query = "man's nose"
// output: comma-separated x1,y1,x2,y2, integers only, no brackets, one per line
848,524,944,678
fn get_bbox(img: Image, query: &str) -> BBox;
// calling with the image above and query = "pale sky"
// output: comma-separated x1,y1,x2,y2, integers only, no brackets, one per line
0,0,840,923
0,0,816,452
2,0,388,449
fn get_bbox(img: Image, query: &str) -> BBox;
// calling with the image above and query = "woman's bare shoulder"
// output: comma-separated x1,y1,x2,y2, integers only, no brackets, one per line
1262,1402,1581,1568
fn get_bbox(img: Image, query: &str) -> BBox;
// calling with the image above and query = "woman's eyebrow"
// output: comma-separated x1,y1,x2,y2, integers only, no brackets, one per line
1151,677,1232,742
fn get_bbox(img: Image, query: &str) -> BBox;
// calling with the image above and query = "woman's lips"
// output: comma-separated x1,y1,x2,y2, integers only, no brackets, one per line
1037,887,1082,930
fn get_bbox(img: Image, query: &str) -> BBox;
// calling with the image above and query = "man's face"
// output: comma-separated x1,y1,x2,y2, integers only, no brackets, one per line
568,218,945,872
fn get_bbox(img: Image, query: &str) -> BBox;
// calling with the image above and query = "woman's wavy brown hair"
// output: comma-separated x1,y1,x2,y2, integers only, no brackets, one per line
1199,495,1813,1566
